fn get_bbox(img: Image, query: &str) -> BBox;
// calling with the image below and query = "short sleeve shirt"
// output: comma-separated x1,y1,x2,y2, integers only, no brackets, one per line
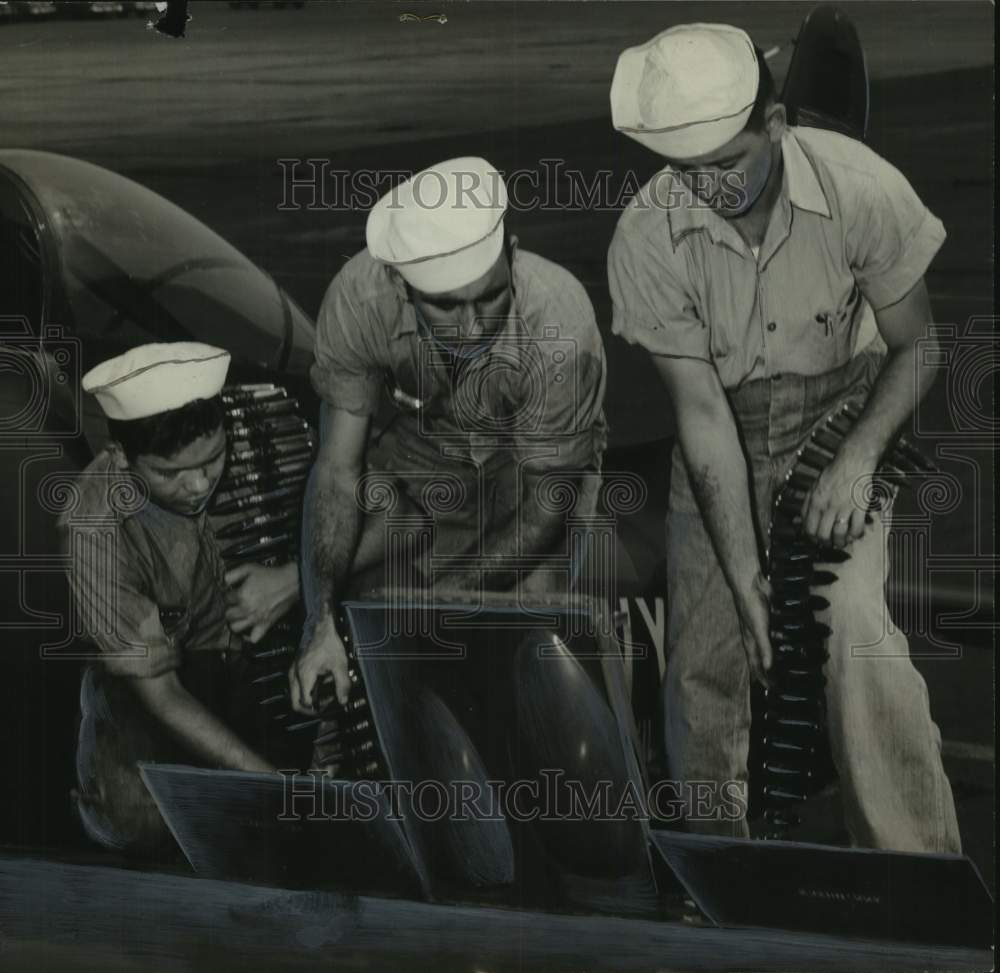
310,244,608,475
59,450,233,678
608,126,946,389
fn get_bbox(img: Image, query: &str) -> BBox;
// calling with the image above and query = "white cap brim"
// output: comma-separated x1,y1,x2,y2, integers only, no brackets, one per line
83,342,230,421
392,217,505,294
617,107,753,160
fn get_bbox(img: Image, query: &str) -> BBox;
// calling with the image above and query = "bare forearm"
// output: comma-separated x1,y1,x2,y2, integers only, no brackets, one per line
130,676,273,773
841,335,937,466
302,464,362,622
440,466,581,592
478,499,568,590
677,410,763,601
273,561,301,602
654,357,773,682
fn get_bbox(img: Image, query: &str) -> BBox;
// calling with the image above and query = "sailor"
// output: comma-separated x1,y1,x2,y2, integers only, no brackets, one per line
290,157,607,713
62,342,298,854
607,24,960,851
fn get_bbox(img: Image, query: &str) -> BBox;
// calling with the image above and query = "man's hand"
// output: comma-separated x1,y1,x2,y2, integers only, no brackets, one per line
734,572,773,689
289,614,351,714
129,671,278,773
801,446,876,548
224,562,299,644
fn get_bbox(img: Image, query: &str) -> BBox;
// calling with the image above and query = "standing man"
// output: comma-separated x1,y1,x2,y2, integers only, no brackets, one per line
607,24,959,851
62,343,296,853
290,157,607,714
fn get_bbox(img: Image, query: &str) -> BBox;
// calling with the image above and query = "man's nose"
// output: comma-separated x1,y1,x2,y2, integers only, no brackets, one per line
185,468,211,494
461,303,479,336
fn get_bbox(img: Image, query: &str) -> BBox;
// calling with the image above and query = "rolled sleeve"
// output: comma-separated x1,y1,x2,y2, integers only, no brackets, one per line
517,284,607,474
67,527,181,678
848,160,946,311
310,275,383,417
608,220,710,362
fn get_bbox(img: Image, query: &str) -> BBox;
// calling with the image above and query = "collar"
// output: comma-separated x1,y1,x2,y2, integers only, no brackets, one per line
665,127,831,253
782,127,831,218
91,448,147,522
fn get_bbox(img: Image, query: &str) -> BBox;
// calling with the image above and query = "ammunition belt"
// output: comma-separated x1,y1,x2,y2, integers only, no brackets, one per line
210,383,319,767
211,383,382,775
753,399,936,839
306,617,385,779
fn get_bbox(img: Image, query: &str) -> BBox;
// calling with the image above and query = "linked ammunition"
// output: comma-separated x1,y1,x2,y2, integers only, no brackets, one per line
214,506,298,540
225,398,299,421
211,484,303,515
222,531,296,560
229,417,310,440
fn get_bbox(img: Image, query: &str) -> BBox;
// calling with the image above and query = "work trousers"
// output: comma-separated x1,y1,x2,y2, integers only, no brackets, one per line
663,349,961,853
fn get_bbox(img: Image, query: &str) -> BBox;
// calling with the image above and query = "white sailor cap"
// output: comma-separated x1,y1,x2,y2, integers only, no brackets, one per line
611,23,759,160
366,156,508,295
82,342,231,421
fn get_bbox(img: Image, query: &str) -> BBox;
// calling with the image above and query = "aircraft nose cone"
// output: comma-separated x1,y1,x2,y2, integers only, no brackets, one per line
511,631,646,878
398,684,515,889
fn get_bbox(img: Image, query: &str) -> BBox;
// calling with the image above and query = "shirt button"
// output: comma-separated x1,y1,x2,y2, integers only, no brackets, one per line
767,321,777,332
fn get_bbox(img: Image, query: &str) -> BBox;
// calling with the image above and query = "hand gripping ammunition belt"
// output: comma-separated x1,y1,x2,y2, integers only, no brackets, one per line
308,620,384,780
209,383,322,768
752,399,937,839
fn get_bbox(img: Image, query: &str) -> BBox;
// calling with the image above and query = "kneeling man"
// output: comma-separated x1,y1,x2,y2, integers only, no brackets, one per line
62,342,296,853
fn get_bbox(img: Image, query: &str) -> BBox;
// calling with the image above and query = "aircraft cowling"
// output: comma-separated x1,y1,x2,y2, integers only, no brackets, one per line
0,149,316,385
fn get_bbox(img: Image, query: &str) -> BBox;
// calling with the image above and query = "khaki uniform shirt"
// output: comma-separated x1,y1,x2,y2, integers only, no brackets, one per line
608,126,946,389
310,243,607,476
60,450,233,679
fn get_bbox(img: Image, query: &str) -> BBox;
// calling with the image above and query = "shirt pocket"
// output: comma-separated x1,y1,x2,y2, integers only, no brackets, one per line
814,282,864,337
158,605,191,645
383,368,428,413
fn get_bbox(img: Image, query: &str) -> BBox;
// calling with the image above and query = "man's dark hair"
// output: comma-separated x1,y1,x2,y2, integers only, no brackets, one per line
745,45,777,131
107,395,225,463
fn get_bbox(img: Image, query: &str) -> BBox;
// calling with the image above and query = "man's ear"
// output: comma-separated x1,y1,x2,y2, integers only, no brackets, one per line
106,440,129,470
765,102,787,143
503,233,518,296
